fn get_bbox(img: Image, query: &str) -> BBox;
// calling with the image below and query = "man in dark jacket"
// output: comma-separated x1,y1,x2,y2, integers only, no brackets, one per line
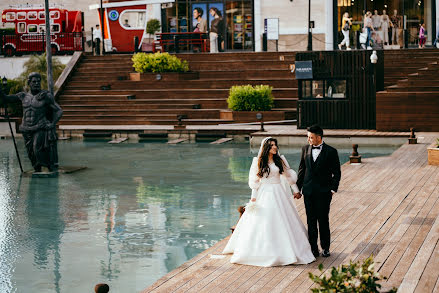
295,125,341,258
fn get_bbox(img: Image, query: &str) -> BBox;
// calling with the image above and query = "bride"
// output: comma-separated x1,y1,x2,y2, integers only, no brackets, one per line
223,137,315,267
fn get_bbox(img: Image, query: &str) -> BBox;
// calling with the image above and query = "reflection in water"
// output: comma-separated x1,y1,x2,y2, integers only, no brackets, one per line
0,140,399,293
27,177,63,293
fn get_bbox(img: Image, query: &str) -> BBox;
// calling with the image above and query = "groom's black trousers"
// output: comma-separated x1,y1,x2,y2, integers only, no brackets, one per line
303,191,332,251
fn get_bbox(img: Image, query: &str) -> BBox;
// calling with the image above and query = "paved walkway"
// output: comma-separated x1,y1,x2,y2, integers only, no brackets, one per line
142,134,439,293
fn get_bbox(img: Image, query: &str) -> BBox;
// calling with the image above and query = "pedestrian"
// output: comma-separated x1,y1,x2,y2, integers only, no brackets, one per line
93,24,102,55
339,12,352,50
419,22,426,49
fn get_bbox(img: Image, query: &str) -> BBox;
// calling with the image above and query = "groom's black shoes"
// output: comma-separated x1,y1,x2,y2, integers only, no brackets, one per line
322,249,330,257
312,249,320,258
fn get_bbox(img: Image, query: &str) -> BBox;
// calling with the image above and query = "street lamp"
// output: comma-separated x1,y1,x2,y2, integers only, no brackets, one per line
2,76,7,88
307,0,312,51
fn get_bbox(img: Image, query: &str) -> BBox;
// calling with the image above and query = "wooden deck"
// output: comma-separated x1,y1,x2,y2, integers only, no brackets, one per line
143,135,439,293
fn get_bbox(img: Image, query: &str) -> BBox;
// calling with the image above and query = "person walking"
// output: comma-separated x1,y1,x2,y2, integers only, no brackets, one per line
419,22,426,48
364,12,374,49
381,10,391,46
296,125,341,258
93,24,102,55
223,137,316,266
339,12,352,50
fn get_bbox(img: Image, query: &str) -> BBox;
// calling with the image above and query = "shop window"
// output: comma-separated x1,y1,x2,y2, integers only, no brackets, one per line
119,10,146,30
302,80,346,99
50,11,60,19
38,11,45,20
17,22,26,33
17,12,26,20
5,12,16,21
28,11,37,20
28,24,38,33
51,24,60,33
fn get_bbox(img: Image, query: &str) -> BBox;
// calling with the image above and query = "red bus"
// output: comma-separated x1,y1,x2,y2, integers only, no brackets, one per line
0,6,84,56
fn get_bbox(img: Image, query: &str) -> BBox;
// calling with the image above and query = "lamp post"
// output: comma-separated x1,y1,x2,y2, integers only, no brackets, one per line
44,0,54,95
370,50,378,97
307,0,312,51
0,77,24,173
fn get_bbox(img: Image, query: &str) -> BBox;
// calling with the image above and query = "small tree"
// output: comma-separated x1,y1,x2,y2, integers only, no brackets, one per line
146,19,161,43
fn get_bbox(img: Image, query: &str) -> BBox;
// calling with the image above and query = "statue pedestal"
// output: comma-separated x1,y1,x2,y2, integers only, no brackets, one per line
23,166,87,177
32,171,59,178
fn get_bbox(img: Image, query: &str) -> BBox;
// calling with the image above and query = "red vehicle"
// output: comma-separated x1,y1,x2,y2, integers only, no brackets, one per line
0,6,84,56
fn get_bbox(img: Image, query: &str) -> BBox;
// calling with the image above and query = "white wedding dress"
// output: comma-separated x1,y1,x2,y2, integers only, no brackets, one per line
223,155,315,267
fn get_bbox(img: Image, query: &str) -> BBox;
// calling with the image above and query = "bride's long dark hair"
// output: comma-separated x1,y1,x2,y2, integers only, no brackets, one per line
257,138,285,178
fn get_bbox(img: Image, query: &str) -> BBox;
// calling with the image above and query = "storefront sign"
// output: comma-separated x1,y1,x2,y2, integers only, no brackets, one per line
295,61,313,79
264,18,279,40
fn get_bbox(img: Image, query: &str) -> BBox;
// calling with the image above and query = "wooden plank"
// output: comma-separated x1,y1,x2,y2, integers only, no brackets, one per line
210,137,233,144
167,138,188,144
108,137,128,144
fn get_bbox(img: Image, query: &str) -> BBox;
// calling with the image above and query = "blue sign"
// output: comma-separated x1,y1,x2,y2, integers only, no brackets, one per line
295,61,313,79
108,10,119,21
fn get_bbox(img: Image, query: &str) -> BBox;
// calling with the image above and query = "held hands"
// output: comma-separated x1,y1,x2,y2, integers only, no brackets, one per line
293,192,302,199
251,198,256,202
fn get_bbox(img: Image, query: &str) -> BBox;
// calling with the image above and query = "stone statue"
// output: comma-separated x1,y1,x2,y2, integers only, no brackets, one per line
0,72,63,172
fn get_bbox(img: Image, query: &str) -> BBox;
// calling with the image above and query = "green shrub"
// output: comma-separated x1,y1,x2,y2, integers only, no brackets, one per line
146,19,161,36
227,85,274,111
436,138,439,147
132,52,189,73
309,256,397,293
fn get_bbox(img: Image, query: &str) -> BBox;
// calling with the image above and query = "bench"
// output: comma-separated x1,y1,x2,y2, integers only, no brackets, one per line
153,32,209,53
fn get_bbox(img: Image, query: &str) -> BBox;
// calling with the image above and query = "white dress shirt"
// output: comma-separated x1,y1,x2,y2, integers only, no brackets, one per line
311,142,323,162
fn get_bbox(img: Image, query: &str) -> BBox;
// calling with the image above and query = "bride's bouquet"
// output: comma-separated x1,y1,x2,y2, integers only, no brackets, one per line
245,200,258,214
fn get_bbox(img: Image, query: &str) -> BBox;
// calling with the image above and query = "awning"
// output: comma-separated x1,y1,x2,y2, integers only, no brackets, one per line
89,0,174,10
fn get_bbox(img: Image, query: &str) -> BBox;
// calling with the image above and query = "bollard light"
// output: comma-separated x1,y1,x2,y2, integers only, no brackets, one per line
256,113,265,132
2,76,7,86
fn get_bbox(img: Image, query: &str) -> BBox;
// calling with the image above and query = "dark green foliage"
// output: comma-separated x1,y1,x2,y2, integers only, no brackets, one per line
309,256,398,293
227,85,274,111
132,52,189,73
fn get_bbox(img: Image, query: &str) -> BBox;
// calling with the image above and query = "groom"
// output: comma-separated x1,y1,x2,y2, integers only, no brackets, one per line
294,125,341,258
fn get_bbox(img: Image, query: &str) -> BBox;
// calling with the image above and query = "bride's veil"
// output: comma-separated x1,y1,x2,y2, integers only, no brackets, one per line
256,137,297,207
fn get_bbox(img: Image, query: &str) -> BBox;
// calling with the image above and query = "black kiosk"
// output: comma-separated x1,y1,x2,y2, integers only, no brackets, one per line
295,51,384,129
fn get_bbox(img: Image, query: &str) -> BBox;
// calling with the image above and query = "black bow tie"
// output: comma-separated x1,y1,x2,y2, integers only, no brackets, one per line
312,146,322,150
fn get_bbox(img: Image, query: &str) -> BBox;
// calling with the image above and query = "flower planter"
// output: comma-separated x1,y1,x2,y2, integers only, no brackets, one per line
427,142,439,166
220,110,286,123
129,71,199,82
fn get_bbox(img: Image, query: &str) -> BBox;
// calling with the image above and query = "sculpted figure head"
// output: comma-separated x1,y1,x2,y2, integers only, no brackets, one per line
28,72,42,94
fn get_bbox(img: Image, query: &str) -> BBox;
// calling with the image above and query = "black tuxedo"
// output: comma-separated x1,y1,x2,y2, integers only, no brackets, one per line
297,143,341,252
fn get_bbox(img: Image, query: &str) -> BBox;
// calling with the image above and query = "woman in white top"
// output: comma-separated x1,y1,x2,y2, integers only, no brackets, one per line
381,10,391,45
339,12,352,50
223,137,315,267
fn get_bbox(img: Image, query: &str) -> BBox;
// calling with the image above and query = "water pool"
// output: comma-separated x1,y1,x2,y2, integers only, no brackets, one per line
0,139,399,292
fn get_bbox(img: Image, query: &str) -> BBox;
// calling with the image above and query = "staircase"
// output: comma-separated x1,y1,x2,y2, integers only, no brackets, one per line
57,52,298,126
377,49,439,131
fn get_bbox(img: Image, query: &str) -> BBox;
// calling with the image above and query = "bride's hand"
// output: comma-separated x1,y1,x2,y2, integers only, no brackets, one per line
251,198,256,202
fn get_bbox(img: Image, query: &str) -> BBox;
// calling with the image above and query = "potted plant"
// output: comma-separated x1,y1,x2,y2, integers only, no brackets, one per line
428,138,439,166
130,52,199,81
221,85,286,123
143,19,161,52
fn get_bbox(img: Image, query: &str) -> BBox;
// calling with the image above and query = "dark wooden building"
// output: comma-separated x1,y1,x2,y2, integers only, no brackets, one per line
296,50,384,129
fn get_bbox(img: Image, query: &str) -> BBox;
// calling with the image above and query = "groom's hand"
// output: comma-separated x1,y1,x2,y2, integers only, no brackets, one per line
293,192,302,199
251,198,256,202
